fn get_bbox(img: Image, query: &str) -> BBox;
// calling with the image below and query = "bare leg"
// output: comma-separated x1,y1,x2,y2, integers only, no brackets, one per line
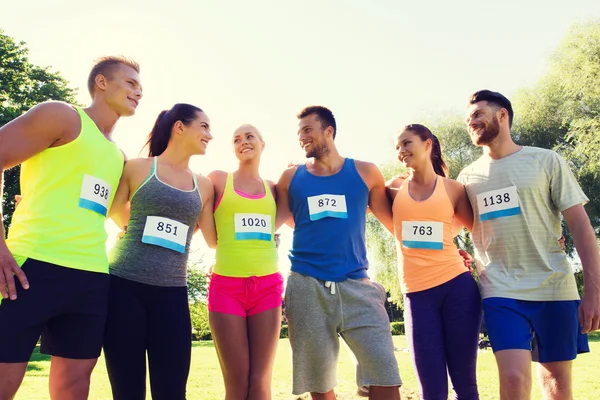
537,361,572,400
48,356,97,400
247,306,281,400
310,390,336,400
0,362,28,400
495,349,532,400
209,311,249,400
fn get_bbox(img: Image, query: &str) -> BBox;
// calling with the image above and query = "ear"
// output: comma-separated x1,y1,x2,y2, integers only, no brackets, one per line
324,126,334,139
94,74,108,92
425,138,433,151
498,108,508,124
173,120,184,134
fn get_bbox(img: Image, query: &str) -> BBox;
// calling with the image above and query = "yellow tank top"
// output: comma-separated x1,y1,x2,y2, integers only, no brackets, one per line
6,107,124,273
392,177,467,293
213,173,278,277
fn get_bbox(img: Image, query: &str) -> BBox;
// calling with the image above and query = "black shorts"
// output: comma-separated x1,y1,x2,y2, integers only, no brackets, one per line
0,258,109,362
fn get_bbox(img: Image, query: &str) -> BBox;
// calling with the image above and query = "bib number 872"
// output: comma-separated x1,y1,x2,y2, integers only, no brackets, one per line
318,198,337,207
413,225,433,236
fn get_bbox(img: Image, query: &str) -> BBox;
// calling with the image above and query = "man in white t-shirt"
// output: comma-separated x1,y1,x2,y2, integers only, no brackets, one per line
458,90,600,400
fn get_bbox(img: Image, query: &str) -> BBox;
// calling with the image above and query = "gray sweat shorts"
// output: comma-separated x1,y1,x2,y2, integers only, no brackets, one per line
285,271,402,395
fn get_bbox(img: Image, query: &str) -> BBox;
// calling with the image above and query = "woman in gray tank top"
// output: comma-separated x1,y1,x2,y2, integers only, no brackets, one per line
104,103,217,400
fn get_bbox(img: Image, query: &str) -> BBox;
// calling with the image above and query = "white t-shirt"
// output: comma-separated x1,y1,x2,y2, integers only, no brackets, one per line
458,146,588,301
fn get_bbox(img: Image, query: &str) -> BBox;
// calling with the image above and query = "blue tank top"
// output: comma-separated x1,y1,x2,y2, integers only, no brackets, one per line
288,158,369,282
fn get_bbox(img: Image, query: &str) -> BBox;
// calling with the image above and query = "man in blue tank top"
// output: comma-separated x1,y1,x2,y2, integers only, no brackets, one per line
276,106,402,400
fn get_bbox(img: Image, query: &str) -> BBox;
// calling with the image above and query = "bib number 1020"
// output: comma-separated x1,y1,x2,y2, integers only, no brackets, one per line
482,193,511,208
239,217,267,228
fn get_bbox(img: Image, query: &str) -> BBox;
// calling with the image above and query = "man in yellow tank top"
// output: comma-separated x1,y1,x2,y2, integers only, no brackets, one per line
0,56,142,400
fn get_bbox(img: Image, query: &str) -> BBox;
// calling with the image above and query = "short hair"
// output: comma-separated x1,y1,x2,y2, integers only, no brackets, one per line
87,56,140,97
297,105,337,139
469,90,514,128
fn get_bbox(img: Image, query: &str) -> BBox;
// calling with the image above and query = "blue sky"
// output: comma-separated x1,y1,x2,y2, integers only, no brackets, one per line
2,0,598,267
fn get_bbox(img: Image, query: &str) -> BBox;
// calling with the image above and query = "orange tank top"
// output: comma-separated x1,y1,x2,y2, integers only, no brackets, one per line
392,177,466,293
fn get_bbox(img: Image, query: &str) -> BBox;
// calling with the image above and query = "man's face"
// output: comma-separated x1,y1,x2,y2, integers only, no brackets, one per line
298,114,329,159
465,101,501,146
103,64,143,117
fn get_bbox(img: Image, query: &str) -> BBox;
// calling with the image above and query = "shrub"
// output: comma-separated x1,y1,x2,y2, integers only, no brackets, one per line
280,324,288,339
390,321,405,335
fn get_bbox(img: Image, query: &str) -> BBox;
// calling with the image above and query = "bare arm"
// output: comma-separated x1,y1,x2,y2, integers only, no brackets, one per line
196,175,217,248
449,180,474,233
563,204,600,333
108,161,133,231
275,167,297,231
358,162,393,235
0,102,77,299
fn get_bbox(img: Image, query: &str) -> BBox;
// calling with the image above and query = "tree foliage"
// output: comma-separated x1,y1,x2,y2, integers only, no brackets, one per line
367,20,600,304
1,29,78,234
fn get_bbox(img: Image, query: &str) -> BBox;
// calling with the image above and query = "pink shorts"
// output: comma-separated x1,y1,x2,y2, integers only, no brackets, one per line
207,272,284,317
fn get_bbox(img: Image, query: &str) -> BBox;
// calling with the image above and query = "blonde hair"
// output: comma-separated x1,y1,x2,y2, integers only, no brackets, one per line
233,124,264,142
87,55,140,97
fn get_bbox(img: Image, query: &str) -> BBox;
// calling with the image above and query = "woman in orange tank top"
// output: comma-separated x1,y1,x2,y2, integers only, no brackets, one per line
387,124,481,400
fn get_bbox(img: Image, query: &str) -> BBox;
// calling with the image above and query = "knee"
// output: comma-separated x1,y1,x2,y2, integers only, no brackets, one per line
539,369,571,396
500,367,531,392
248,372,269,398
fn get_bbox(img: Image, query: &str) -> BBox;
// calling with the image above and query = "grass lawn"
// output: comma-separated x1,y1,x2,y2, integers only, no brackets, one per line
16,332,600,399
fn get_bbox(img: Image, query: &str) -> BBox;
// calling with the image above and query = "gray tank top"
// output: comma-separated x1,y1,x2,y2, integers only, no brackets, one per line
109,157,203,287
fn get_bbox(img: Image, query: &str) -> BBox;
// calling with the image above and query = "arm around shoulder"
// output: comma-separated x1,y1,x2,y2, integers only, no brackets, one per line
196,175,218,248
275,167,297,231
0,101,78,169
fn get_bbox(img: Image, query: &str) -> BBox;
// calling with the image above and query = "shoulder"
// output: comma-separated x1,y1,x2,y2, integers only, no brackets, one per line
279,165,300,184
354,159,379,174
386,175,406,190
442,177,465,191
195,174,214,195
207,169,228,184
123,157,152,170
23,101,79,128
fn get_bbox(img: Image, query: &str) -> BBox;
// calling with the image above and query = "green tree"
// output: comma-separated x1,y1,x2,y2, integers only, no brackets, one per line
1,29,78,234
187,251,210,302
512,19,600,246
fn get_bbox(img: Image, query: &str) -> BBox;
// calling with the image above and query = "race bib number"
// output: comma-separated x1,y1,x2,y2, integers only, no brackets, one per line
142,216,189,253
234,213,272,241
476,186,521,222
401,221,443,250
79,175,112,216
307,194,347,221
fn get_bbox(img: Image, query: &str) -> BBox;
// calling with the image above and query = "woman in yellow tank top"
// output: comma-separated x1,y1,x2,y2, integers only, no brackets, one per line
207,124,283,400
387,124,481,400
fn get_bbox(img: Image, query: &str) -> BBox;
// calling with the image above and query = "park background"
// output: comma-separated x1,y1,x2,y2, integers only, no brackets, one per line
2,1,600,398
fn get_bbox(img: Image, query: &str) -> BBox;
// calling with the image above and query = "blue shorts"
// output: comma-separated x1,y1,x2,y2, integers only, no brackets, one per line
482,297,590,363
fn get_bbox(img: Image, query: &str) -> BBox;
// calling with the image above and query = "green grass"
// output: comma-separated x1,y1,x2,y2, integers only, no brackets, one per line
16,333,600,399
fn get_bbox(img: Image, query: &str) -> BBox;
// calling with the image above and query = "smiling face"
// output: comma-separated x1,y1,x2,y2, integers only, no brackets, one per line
395,129,431,170
101,64,143,117
297,113,332,159
232,124,264,161
180,111,212,155
465,101,502,146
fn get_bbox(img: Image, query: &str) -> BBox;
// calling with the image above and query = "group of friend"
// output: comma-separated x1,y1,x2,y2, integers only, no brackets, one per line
0,56,598,400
